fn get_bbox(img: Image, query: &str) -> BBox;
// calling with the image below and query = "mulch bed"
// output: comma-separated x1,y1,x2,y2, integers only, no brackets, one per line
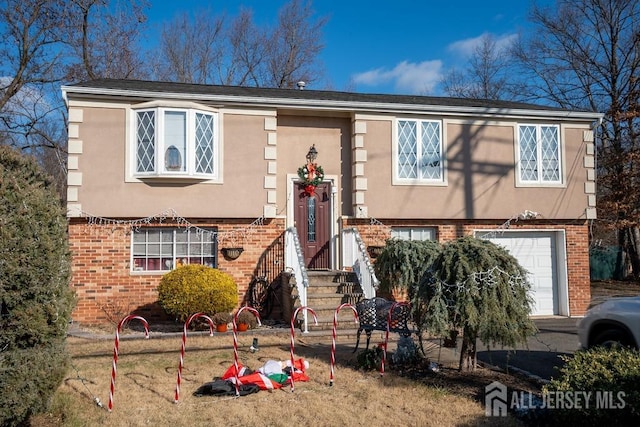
394,357,543,400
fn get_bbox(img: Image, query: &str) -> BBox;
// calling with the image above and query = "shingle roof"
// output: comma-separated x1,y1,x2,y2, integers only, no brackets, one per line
64,78,602,121
67,78,548,108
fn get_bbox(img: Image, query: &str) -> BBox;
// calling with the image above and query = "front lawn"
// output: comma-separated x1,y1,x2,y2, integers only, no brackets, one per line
33,333,526,426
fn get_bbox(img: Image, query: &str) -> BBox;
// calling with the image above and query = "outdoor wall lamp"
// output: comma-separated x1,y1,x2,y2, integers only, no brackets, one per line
306,144,318,163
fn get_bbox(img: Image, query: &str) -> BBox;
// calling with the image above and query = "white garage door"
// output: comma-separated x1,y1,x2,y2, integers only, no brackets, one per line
485,232,558,316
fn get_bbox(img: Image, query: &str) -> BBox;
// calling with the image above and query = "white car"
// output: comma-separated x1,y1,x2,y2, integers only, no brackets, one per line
577,296,640,349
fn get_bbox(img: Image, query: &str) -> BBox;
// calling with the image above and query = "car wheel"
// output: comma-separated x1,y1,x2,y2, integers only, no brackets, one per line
591,329,634,349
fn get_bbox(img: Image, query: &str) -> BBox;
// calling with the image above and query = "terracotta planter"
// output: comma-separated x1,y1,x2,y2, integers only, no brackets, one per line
237,323,249,332
216,323,228,333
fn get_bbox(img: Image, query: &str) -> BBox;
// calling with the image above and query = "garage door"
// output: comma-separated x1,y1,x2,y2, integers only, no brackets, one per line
485,232,557,316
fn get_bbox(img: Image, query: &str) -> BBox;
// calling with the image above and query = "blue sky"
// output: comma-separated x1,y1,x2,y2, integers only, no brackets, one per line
146,0,546,95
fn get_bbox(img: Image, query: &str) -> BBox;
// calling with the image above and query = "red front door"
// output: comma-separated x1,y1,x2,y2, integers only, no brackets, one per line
294,182,331,269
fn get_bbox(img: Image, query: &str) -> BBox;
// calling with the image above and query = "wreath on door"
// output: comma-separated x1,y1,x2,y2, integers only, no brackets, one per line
298,161,324,196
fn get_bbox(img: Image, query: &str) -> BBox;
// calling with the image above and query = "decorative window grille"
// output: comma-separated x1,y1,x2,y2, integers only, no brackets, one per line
397,119,443,182
132,228,217,272
518,124,561,184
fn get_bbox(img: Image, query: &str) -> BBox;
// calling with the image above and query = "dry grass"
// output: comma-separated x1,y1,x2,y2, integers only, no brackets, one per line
33,331,525,427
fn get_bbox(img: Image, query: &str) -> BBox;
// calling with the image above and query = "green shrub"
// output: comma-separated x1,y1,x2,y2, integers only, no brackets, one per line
157,265,238,322
374,238,441,295
0,146,75,426
356,346,384,371
544,347,640,424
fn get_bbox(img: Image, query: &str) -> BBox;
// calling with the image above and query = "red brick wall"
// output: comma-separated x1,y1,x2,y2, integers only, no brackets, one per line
342,218,591,316
68,217,285,325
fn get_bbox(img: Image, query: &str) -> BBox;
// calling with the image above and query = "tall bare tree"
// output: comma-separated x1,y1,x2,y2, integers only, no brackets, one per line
152,0,327,88
263,0,327,88
64,0,150,81
224,8,266,86
153,9,225,84
513,0,640,278
0,0,66,144
1,0,149,199
441,34,516,100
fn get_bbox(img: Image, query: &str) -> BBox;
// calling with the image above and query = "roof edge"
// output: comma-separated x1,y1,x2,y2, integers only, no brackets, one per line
61,84,604,122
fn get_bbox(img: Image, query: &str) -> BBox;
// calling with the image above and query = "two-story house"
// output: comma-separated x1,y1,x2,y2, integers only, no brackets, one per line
62,79,602,325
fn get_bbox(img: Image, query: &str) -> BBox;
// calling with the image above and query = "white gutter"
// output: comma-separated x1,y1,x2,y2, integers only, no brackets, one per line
61,86,604,122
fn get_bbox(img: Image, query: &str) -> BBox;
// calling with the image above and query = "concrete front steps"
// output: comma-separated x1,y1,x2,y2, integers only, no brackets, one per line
304,270,364,331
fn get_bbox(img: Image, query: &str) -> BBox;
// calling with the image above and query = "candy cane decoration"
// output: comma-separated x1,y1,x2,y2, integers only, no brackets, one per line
232,306,261,397
329,303,359,386
108,315,149,412
174,312,215,403
381,301,410,376
290,306,317,392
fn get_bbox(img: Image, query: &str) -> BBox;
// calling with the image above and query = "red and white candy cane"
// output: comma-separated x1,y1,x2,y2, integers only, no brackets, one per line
174,312,215,403
232,306,261,397
381,301,410,376
329,303,359,386
108,315,149,412
290,306,317,392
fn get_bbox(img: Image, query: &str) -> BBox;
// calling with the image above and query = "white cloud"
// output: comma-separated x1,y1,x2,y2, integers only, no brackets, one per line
447,32,517,58
351,60,443,94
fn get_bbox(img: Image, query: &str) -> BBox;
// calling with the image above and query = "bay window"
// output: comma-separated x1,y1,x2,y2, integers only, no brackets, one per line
134,107,217,178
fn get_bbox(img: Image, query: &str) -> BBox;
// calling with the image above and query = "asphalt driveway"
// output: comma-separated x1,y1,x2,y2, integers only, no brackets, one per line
477,317,580,382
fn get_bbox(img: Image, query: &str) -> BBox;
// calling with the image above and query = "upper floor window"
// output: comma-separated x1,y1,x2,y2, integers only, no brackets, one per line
134,107,218,178
518,124,561,185
132,227,217,272
396,119,443,183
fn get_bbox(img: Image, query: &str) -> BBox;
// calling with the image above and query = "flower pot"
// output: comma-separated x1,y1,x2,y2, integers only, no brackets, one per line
216,323,228,333
237,323,249,332
222,247,244,260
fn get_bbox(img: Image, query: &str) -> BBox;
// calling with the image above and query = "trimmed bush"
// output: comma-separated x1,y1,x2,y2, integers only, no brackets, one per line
0,146,75,426
157,265,238,321
544,347,640,424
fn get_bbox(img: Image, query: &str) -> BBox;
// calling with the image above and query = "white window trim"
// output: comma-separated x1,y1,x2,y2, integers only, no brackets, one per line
130,227,218,274
515,123,565,187
390,227,437,241
126,101,223,183
392,118,447,186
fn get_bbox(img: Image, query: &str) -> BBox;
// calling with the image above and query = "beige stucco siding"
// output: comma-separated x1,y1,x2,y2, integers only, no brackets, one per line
76,108,268,218
276,115,351,215
366,120,591,220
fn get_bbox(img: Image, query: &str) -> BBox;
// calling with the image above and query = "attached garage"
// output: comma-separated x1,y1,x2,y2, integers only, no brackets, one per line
478,230,569,316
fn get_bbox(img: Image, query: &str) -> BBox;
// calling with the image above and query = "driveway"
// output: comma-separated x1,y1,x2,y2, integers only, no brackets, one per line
476,317,580,382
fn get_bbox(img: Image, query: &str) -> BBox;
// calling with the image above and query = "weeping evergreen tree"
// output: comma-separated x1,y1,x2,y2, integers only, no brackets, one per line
414,236,537,371
374,239,441,354
374,238,441,295
0,146,75,425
